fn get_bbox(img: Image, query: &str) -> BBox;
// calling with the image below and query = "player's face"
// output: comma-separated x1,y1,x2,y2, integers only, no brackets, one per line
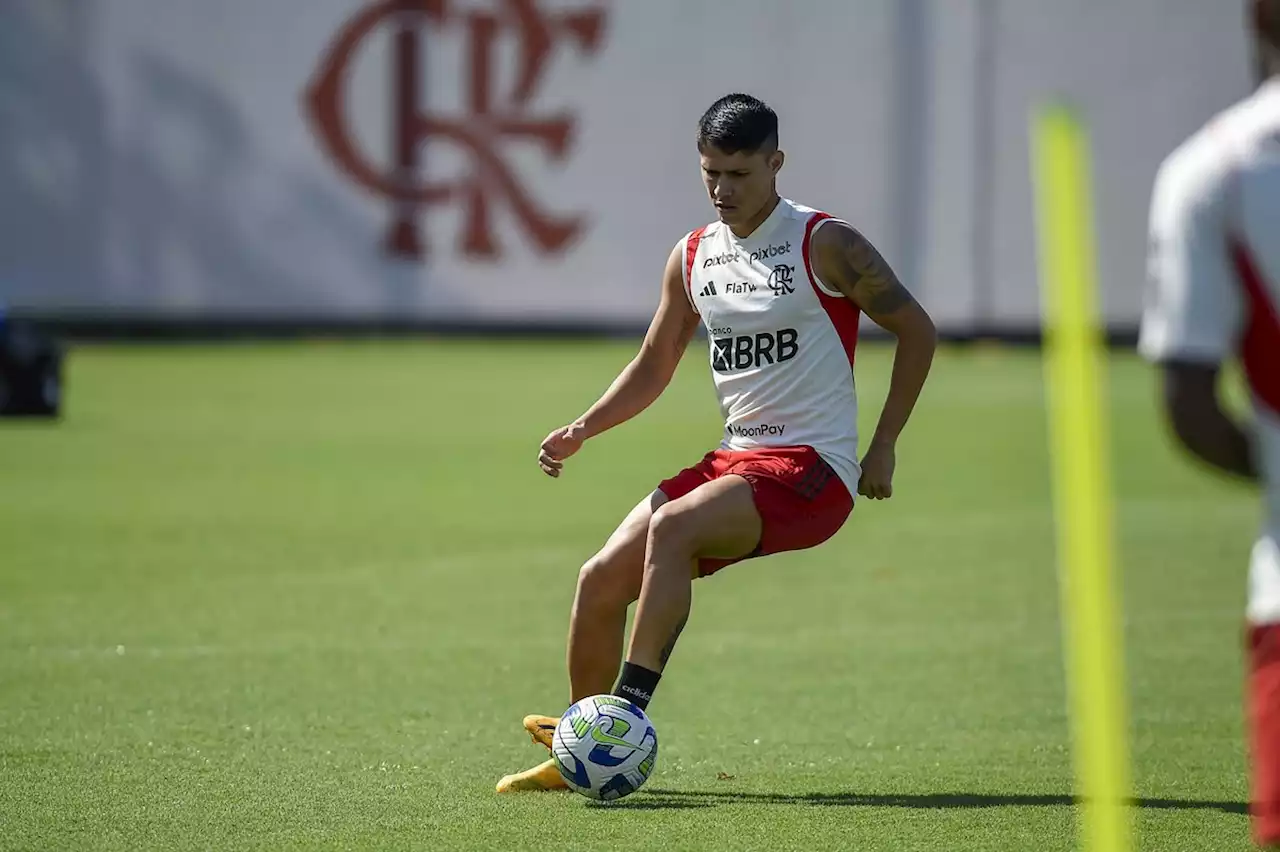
699,145,783,226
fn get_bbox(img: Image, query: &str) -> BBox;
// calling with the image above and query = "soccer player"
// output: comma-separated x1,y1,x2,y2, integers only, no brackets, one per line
1138,1,1280,844
496,93,938,792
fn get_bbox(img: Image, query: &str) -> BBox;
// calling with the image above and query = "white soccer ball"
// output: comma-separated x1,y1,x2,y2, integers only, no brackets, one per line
551,694,658,801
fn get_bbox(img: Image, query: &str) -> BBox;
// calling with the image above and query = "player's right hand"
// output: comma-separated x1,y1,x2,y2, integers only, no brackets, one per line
538,422,588,478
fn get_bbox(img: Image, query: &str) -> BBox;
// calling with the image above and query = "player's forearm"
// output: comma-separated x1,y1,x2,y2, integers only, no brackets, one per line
870,323,936,447
577,354,675,439
1170,405,1258,481
1190,422,1257,480
1162,364,1259,481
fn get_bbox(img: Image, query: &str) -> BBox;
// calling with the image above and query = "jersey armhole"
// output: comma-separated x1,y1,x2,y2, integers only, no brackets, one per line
801,214,847,297
683,226,707,314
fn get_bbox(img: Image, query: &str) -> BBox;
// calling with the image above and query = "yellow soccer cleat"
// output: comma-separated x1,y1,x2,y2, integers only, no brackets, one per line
523,714,559,750
495,757,569,793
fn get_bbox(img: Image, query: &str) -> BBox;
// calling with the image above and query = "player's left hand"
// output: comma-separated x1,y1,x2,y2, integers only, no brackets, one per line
857,440,895,500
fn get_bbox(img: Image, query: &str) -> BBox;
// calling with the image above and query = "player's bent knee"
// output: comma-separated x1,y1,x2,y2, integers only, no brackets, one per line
647,502,699,553
576,553,641,608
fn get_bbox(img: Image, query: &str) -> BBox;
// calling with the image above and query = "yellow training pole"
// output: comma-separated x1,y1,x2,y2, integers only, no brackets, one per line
1030,101,1134,852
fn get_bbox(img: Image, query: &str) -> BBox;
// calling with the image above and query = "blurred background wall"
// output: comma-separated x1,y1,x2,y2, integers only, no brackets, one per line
0,0,1253,337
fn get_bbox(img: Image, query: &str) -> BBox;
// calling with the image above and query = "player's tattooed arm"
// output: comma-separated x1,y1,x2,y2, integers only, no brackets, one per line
810,222,916,319
810,218,936,358
811,221,936,498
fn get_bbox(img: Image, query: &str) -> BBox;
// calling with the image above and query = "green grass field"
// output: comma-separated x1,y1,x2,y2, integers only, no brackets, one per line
0,339,1261,850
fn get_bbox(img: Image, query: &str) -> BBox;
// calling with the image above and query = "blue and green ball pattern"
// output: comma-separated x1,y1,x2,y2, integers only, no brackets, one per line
552,695,658,801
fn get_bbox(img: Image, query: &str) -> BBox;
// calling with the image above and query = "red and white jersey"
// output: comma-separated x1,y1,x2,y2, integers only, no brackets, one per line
1139,78,1280,621
682,197,863,495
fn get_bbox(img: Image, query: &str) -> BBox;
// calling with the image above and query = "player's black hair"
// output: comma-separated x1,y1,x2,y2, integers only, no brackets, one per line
696,93,779,155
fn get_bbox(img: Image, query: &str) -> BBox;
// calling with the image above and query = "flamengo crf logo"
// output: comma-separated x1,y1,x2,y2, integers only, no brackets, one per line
768,264,795,295
305,0,608,261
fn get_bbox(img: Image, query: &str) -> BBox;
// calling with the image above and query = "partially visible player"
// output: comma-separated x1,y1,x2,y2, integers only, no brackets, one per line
495,93,937,792
1138,1,1280,844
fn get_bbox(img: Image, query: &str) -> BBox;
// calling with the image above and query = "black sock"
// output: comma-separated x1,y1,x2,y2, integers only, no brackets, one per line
613,662,661,711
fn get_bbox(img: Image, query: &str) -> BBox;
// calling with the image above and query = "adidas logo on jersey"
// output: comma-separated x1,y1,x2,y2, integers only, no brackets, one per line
698,283,718,297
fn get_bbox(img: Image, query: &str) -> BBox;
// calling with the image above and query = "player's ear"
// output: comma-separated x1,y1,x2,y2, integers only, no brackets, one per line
769,149,784,175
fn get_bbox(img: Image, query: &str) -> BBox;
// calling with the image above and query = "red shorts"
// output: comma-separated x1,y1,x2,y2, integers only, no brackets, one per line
656,445,854,577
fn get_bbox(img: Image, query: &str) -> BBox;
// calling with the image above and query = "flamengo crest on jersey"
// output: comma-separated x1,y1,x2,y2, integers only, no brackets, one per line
682,198,863,495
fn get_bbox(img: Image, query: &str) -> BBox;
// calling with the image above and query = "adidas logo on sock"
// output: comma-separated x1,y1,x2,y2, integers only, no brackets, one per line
698,283,718,297
620,684,652,702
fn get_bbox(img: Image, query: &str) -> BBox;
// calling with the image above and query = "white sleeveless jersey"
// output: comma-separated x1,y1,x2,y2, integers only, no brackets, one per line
681,198,863,494
1139,78,1280,623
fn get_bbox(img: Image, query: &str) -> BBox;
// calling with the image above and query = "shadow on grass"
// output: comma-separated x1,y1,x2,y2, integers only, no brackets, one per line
587,797,715,811
628,789,1247,815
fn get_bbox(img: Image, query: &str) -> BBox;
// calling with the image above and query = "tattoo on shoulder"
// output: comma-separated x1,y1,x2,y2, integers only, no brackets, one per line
832,225,912,314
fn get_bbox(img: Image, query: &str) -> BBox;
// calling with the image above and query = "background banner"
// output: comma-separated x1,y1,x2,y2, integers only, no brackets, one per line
0,0,1251,331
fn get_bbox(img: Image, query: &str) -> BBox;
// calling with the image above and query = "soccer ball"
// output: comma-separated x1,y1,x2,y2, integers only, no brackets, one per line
551,694,658,801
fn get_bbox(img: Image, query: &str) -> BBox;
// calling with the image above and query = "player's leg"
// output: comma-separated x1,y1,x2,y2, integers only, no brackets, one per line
497,491,683,794
1250,621,1280,847
1248,537,1280,847
613,447,853,711
614,475,762,707
567,490,668,701
521,489,675,747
